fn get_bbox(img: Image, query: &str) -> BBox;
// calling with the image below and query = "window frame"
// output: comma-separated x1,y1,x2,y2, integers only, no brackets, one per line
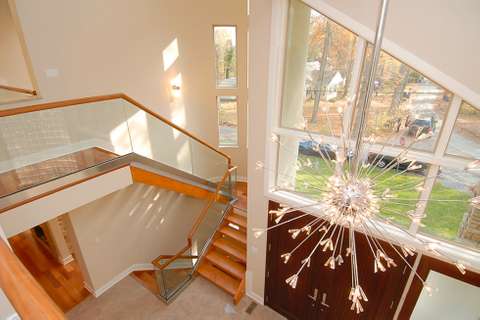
213,25,239,90
264,0,480,272
217,95,239,148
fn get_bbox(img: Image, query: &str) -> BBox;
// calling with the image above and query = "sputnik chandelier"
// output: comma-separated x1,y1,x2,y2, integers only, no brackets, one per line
253,0,480,314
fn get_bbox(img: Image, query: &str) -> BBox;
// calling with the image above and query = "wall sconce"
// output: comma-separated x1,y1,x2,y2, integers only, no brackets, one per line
170,75,182,99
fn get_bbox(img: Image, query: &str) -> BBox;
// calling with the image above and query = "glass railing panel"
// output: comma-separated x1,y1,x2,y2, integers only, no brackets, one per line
122,100,229,183
0,96,231,198
191,201,229,258
155,254,195,301
0,99,132,198
190,141,229,182
122,102,194,175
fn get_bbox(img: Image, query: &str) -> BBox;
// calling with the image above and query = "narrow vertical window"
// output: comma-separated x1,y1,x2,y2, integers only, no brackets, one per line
214,26,237,88
217,96,238,147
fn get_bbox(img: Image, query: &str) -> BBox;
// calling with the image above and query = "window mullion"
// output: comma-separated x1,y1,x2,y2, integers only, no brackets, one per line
343,37,366,141
409,164,439,234
433,94,462,161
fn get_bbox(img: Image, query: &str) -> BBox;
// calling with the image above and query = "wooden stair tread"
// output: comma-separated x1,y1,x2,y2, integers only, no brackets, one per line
198,263,240,296
220,226,246,245
213,238,246,263
226,213,247,229
206,251,245,280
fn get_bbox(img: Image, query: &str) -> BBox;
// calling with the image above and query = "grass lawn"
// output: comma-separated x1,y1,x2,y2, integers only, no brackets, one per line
292,154,470,239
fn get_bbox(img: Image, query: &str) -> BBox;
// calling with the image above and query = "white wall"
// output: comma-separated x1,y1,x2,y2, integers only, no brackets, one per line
246,0,273,304
1,0,248,177
0,166,132,237
0,0,32,89
66,182,207,292
411,271,480,320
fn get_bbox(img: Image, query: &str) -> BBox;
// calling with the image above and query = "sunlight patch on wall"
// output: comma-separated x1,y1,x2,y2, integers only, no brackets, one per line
163,38,179,71
127,111,153,159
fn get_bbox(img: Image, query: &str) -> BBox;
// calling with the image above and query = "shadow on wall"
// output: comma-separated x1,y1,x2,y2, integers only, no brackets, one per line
66,182,208,291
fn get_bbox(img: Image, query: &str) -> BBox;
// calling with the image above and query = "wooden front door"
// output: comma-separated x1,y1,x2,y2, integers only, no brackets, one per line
265,201,413,320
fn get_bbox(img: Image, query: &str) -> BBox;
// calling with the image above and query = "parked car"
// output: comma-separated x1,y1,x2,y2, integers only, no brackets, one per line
407,117,436,137
299,140,336,158
367,153,428,175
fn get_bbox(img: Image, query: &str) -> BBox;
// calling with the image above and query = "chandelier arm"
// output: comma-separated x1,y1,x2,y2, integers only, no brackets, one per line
288,218,326,255
369,220,429,286
375,179,426,193
360,219,391,260
368,146,417,181
305,131,337,173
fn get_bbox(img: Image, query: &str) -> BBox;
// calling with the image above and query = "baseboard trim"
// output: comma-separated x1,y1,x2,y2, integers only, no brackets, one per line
84,263,155,298
246,289,264,305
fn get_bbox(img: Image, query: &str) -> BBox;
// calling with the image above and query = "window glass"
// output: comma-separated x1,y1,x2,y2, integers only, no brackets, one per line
280,0,357,136
421,167,480,246
446,101,480,159
366,152,427,228
353,47,452,152
214,26,237,88
276,135,334,199
217,96,238,147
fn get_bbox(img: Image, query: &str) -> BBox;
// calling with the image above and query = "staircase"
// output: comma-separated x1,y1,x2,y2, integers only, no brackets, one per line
0,94,242,316
198,208,247,304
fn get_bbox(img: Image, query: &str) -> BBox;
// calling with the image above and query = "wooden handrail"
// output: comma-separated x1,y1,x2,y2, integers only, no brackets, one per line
0,93,231,166
0,238,65,319
154,166,237,270
0,84,37,96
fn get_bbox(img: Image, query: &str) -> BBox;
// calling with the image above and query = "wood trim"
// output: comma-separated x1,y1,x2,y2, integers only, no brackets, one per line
130,166,213,200
0,237,65,319
0,93,231,165
0,84,37,96
152,244,192,270
398,255,480,319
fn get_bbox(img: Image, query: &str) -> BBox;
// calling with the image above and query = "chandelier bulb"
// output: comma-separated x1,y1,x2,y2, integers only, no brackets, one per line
285,274,299,289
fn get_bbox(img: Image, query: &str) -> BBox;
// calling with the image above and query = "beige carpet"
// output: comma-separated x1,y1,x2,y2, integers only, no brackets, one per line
67,275,285,320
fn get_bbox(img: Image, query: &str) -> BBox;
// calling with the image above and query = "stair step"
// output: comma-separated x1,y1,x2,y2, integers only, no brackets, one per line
220,226,246,245
213,238,246,263
198,263,240,296
206,251,245,280
226,213,247,229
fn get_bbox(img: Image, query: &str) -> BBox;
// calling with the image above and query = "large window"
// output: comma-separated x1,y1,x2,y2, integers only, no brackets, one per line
217,96,238,147
273,0,480,250
354,48,452,152
214,26,237,89
446,101,480,159
281,0,357,136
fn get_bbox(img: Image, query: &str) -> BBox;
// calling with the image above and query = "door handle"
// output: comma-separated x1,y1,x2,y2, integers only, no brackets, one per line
308,288,318,301
321,293,330,307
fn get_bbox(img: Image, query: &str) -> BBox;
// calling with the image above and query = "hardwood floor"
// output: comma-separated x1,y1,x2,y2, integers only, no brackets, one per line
9,229,90,312
0,147,117,198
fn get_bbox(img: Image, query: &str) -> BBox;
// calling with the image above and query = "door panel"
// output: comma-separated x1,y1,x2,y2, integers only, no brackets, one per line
265,201,413,320
265,202,320,320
